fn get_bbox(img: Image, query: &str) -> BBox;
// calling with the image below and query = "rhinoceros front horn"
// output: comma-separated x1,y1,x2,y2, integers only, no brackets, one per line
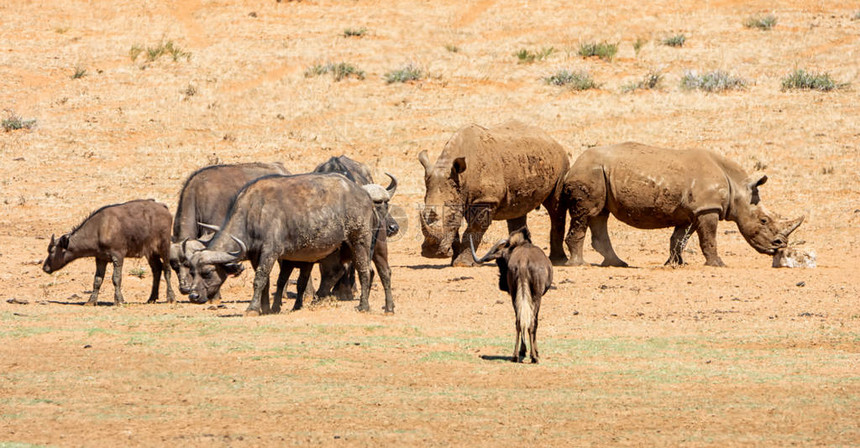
780,216,805,238
384,172,397,198
418,150,432,176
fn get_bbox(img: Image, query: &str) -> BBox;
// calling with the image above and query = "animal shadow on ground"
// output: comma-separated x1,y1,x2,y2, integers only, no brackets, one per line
404,264,449,270
480,355,516,362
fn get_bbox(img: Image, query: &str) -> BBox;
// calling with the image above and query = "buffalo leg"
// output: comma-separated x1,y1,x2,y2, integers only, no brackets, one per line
696,213,725,267
247,254,276,316
272,261,293,314
353,243,373,312
666,224,693,266
87,259,108,306
316,252,345,300
372,239,394,314
111,255,125,306
160,254,175,303
293,264,313,311
590,212,627,267
146,256,162,304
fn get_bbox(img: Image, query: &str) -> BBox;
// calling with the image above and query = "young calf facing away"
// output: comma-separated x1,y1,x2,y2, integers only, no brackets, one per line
42,199,175,306
471,228,553,363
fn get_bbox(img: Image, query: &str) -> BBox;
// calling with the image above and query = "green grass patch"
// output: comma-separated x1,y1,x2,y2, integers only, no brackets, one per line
544,69,597,90
384,63,423,84
681,70,747,92
781,69,847,91
419,350,476,363
129,267,146,278
71,64,87,79
342,27,367,37
633,37,647,56
445,44,460,53
131,40,191,64
744,14,777,30
2,111,36,132
304,62,366,81
515,47,554,64
578,41,617,61
622,69,663,93
662,34,686,47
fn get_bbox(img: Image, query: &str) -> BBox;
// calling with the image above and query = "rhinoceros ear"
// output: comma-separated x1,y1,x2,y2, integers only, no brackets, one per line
452,157,467,175
746,174,768,205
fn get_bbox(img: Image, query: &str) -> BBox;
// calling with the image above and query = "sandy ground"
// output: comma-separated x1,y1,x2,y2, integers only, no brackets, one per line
1,0,858,446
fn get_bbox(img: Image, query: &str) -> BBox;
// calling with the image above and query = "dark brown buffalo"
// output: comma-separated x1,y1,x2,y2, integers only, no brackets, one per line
312,155,398,299
169,162,290,300
186,174,394,316
42,199,175,306
471,227,552,364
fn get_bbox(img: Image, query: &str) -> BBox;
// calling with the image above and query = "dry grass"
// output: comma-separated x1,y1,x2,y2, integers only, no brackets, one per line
304,62,366,81
662,34,686,47
544,69,597,90
744,14,777,30
2,111,36,132
515,47,555,64
384,63,423,83
681,70,747,92
622,70,664,93
781,69,846,92
578,41,618,61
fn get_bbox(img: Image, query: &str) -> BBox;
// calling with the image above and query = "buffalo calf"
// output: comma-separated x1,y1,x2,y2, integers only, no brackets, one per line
471,228,552,363
43,199,175,306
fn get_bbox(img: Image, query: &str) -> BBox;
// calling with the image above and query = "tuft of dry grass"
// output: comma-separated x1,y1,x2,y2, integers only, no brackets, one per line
384,63,423,84
544,69,596,90
578,41,617,61
633,37,647,56
622,70,663,93
304,62,366,81
744,14,777,30
662,34,686,47
342,27,367,38
2,110,36,132
781,69,846,92
71,65,87,80
681,70,747,92
515,47,554,64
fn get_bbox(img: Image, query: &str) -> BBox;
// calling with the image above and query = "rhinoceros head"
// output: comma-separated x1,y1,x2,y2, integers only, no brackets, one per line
418,150,466,258
734,175,805,255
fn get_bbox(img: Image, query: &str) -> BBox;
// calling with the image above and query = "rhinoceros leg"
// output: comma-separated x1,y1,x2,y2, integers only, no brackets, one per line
696,213,726,267
544,198,568,265
590,213,628,267
666,224,694,266
564,217,588,266
452,216,491,267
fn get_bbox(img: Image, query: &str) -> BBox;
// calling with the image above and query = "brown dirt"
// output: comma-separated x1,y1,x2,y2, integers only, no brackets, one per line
1,1,858,446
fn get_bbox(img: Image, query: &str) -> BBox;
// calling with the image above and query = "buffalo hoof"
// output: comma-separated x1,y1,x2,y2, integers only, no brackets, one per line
383,308,395,315
550,257,569,267
244,309,261,317
83,300,97,307
356,304,370,313
146,298,157,304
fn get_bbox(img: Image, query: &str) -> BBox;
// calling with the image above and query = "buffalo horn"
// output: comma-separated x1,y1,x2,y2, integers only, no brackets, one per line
197,222,221,234
418,150,432,176
385,172,398,198
228,235,247,258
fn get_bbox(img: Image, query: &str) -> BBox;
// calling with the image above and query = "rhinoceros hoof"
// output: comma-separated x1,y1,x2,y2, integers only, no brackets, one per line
564,259,587,267
550,257,569,267
244,309,261,317
451,257,477,267
356,304,370,312
600,260,629,268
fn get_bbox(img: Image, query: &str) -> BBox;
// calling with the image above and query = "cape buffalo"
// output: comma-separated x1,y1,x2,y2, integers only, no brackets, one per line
169,162,290,300
42,199,175,306
560,142,805,267
418,120,570,266
313,155,398,299
471,227,552,364
186,174,394,316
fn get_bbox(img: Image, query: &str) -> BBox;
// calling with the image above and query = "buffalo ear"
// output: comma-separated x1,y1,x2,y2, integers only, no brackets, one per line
452,157,467,175
58,235,70,249
224,263,244,277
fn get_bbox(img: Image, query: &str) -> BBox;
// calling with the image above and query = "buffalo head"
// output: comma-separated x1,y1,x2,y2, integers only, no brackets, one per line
42,234,71,274
362,173,399,237
418,150,466,258
734,175,804,255
186,233,245,304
